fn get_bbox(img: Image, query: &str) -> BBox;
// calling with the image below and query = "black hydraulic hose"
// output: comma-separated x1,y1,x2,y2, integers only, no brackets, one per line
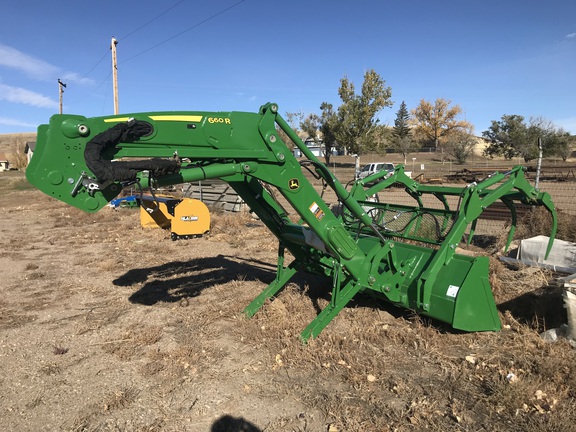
84,120,180,182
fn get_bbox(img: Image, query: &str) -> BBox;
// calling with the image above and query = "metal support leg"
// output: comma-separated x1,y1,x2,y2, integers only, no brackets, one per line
243,244,298,318
300,270,361,342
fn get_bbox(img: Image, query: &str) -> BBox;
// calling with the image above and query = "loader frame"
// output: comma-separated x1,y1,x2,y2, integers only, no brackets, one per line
26,103,557,340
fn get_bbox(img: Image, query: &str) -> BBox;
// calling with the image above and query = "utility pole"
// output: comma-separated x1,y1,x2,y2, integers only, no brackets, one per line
111,37,119,114
57,79,66,114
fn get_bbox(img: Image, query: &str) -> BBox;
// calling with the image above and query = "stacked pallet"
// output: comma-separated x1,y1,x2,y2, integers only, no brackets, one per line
182,179,247,212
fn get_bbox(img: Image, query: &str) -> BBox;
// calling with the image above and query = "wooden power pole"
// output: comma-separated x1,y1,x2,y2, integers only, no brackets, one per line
111,37,119,114
58,79,66,114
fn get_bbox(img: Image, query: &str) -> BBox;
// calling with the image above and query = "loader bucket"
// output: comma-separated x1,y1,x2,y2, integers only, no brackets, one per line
355,236,501,332
450,257,500,331
420,254,500,331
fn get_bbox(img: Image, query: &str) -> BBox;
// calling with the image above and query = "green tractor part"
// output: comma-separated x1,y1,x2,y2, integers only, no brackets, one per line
26,103,557,341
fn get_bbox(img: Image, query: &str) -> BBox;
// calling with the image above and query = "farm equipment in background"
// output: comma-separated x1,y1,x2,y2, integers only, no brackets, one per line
26,103,558,341
138,195,210,240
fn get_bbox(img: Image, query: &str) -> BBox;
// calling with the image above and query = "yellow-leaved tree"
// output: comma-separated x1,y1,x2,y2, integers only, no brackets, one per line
410,98,472,160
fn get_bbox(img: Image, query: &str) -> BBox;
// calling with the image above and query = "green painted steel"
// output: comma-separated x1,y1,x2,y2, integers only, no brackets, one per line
26,103,557,340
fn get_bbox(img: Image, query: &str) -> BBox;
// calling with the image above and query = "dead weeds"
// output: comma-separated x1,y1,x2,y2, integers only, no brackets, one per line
2,175,576,431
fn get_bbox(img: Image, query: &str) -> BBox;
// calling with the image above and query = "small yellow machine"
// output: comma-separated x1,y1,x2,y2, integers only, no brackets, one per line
138,195,210,240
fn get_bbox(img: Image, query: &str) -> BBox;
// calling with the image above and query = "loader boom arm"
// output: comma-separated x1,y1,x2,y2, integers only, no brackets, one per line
27,103,557,340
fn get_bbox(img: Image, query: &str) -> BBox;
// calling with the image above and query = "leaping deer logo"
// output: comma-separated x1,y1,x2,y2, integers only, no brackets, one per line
289,178,300,190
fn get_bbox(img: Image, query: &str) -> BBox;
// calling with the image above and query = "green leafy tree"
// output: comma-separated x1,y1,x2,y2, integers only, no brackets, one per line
319,102,338,163
371,124,393,156
393,101,411,139
482,115,528,160
392,101,415,163
558,133,576,161
300,112,337,163
410,98,472,158
332,69,393,155
528,117,572,161
482,115,569,162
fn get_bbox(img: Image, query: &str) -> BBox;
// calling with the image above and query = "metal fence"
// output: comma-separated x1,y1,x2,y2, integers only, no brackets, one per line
396,167,573,239
324,156,576,239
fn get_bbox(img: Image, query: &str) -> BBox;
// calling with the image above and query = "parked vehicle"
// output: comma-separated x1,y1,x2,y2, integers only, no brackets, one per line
358,162,395,179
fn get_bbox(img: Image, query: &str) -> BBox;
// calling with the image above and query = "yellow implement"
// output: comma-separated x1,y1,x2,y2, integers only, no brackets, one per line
139,195,210,240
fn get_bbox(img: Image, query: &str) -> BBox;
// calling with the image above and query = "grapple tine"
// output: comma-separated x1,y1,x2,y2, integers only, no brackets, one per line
502,198,517,254
538,192,557,259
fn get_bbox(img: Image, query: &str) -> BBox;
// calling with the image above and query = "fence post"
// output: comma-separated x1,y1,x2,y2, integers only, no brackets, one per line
535,137,543,190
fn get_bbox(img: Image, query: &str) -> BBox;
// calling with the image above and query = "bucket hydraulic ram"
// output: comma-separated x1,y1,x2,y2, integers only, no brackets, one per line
26,103,557,340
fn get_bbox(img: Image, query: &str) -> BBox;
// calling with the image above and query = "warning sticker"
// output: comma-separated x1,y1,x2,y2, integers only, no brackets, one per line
446,285,460,298
309,202,325,221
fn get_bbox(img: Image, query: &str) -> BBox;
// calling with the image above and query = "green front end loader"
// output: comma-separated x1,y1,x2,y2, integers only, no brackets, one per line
26,103,557,340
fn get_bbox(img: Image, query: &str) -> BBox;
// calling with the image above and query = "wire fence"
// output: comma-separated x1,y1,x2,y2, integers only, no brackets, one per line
322,155,576,239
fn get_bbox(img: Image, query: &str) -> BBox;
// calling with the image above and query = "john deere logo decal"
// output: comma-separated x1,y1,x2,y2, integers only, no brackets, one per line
289,178,300,190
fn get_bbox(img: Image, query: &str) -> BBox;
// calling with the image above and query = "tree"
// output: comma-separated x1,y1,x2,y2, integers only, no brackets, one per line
482,115,570,162
557,133,575,161
393,101,411,139
8,141,28,169
482,115,528,160
410,98,472,158
277,111,305,151
331,69,393,155
284,111,305,131
528,117,572,161
371,124,393,156
392,101,415,164
444,128,476,164
319,102,338,164
300,112,338,164
300,113,320,141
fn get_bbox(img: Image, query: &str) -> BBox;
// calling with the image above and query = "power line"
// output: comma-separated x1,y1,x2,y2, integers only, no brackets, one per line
66,71,112,109
64,1,185,108
68,0,186,89
80,49,111,80
119,0,186,42
121,0,247,64
67,0,247,109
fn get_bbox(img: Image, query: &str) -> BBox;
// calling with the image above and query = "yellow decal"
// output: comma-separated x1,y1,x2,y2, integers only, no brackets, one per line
103,117,132,123
149,115,203,122
104,115,204,123
288,178,300,190
207,117,231,125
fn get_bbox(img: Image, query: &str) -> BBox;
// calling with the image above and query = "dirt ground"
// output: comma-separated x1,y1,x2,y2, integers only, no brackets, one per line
1,171,576,432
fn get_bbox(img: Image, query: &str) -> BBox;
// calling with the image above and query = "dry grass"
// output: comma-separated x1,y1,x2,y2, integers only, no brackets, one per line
515,206,576,243
2,170,576,431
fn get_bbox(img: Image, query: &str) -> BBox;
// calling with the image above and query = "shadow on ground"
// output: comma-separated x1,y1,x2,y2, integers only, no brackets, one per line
211,415,261,432
114,254,276,305
498,285,566,331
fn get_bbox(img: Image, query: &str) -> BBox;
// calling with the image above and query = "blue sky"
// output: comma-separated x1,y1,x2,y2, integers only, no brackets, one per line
0,0,575,136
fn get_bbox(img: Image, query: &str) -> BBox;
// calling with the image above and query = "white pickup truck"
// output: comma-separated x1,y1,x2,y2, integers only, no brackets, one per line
358,162,412,180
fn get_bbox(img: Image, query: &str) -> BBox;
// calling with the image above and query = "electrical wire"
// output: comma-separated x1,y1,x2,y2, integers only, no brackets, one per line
118,0,186,42
67,0,185,102
80,49,111,81
65,0,247,109
121,0,247,64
